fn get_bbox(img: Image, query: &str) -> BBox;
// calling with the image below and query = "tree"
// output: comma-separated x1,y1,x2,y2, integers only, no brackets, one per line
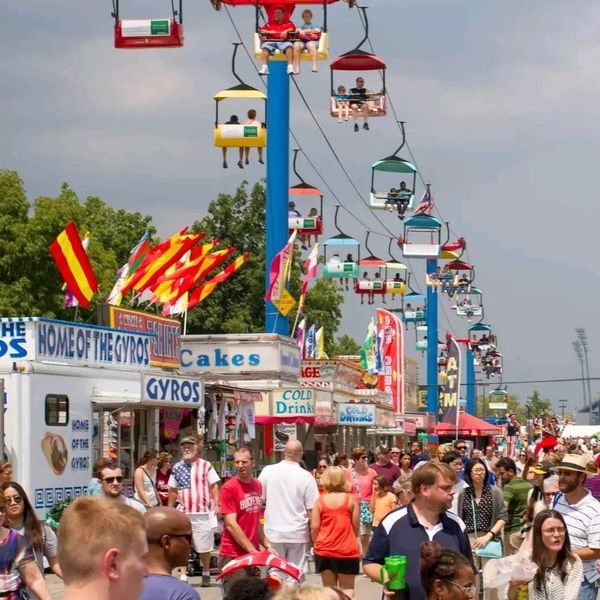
187,180,345,345
330,334,361,357
0,172,154,319
524,390,552,419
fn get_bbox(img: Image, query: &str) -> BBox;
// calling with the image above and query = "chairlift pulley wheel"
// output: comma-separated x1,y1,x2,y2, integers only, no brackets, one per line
210,0,222,10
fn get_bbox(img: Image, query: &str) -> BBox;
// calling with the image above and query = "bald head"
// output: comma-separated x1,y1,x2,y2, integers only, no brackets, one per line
283,439,303,461
144,506,191,539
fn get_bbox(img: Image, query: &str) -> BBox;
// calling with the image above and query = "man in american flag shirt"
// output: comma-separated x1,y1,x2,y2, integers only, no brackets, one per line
168,435,221,587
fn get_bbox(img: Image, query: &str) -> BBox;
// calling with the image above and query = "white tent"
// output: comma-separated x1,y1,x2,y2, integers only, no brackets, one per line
561,425,600,439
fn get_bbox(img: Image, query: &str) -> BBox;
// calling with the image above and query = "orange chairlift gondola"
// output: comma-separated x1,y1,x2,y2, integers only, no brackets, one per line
112,0,184,48
330,7,386,121
288,150,324,246
369,122,417,216
384,237,407,298
214,43,267,161
322,205,360,286
354,232,386,304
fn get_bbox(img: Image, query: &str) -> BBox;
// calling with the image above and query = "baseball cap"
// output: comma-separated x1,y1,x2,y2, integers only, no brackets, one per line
530,461,552,475
180,435,198,446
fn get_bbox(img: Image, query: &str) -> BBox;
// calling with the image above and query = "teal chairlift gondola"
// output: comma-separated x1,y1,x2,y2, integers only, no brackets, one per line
401,214,443,259
323,205,360,281
384,238,407,297
401,279,426,324
454,287,483,319
370,122,417,217
469,322,496,354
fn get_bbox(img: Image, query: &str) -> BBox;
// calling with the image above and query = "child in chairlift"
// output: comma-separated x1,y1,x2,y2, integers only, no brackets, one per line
334,85,350,122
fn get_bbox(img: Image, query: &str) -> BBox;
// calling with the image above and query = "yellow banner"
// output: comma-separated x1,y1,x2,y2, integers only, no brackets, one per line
273,289,296,316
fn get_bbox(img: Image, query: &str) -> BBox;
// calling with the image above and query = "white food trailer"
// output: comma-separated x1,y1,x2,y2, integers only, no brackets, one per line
0,317,202,517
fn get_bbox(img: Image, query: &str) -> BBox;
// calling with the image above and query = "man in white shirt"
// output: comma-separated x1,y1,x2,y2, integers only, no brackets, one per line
258,439,319,583
552,453,600,600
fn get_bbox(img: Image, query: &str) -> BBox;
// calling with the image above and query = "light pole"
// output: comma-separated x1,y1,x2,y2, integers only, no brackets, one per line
576,328,594,424
558,398,567,421
573,339,589,420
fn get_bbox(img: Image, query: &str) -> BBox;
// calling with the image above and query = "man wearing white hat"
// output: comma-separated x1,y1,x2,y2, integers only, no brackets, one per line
552,454,600,600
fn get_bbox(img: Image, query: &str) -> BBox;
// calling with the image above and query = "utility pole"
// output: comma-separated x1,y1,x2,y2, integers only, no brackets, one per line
576,329,594,424
573,339,589,421
558,398,567,420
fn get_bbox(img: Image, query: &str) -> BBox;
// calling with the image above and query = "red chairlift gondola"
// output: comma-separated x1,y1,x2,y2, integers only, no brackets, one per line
330,7,386,120
112,0,184,49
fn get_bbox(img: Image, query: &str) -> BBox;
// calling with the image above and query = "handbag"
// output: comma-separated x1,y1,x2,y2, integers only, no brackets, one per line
470,493,503,559
351,469,373,525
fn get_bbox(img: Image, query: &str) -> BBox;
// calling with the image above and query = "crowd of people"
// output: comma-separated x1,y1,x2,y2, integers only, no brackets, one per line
3,426,600,600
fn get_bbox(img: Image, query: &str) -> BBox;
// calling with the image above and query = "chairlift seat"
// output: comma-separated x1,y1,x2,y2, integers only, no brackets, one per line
323,261,359,279
354,280,385,294
115,18,183,48
402,309,426,323
402,243,440,258
254,32,328,60
384,280,407,295
330,94,387,118
288,216,322,235
214,123,266,148
369,191,414,210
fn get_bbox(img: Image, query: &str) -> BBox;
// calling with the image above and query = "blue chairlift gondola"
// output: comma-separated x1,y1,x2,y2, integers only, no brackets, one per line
401,214,443,259
322,205,360,282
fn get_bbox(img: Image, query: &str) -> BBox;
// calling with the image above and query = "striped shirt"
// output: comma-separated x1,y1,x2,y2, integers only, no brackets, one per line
553,490,600,583
168,458,220,514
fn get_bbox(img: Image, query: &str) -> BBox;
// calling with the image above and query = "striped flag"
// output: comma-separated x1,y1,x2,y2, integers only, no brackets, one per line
65,233,91,307
127,231,151,276
414,186,434,216
296,318,306,355
360,318,377,373
299,242,319,313
106,262,129,306
265,231,296,302
185,253,249,311
170,458,218,513
49,222,98,309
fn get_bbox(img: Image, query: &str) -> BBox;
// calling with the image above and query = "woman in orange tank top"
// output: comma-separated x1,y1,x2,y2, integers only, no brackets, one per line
310,466,360,598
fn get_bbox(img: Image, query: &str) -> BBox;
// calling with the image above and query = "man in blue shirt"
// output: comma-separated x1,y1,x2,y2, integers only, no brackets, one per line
409,441,430,468
140,507,200,600
363,462,473,600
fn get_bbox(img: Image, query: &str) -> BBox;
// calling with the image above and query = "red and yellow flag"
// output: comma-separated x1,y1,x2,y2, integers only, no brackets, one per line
121,229,204,295
49,222,98,309
186,253,249,310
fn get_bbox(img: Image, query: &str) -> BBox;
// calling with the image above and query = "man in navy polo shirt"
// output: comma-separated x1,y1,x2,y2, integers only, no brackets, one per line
363,461,473,600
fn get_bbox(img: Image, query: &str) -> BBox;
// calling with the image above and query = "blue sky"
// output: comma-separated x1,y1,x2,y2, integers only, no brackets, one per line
2,0,599,418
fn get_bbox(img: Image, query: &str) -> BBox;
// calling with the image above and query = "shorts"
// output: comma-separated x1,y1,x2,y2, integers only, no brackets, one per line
296,40,318,49
262,41,293,54
314,554,360,575
190,512,218,553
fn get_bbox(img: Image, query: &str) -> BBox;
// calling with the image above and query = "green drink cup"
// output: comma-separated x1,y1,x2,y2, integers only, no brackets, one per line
381,555,407,600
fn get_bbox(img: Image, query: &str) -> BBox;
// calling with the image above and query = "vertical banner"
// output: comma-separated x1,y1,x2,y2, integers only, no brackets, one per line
376,309,405,414
440,336,461,425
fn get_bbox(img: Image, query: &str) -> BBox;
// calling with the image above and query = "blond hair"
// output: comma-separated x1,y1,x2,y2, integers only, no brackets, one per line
320,466,350,493
58,496,146,583
275,585,340,600
411,461,456,495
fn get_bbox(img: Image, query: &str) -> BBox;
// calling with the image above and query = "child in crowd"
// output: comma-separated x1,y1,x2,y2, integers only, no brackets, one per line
370,476,397,527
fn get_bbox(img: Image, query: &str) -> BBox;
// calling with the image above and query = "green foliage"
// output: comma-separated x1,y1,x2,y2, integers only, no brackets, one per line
45,497,75,531
0,171,154,319
524,390,552,418
330,333,361,357
187,181,344,342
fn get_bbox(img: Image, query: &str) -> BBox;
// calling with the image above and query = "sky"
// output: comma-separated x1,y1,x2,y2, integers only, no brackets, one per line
2,0,599,420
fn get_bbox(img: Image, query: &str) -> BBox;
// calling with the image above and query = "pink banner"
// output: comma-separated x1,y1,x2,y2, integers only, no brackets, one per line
376,309,404,413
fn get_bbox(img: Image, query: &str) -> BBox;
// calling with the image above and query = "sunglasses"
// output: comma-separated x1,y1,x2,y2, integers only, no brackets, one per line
5,496,23,505
103,476,124,483
318,465,327,469
150,533,193,545
456,446,467,450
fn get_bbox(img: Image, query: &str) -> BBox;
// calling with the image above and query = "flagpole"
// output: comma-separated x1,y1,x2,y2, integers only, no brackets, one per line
291,305,301,337
183,309,188,336
272,311,279,334
73,306,79,322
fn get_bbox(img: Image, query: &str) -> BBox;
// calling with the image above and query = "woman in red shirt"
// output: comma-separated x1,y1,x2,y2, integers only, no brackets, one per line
155,452,172,506
311,466,360,598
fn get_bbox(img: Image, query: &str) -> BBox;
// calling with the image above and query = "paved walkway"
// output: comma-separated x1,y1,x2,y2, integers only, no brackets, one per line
47,572,384,599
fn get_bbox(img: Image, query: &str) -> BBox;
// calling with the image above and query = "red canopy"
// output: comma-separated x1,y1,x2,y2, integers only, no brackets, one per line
434,413,502,437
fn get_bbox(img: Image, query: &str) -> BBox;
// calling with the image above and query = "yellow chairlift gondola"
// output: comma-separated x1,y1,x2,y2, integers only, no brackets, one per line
214,44,267,168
